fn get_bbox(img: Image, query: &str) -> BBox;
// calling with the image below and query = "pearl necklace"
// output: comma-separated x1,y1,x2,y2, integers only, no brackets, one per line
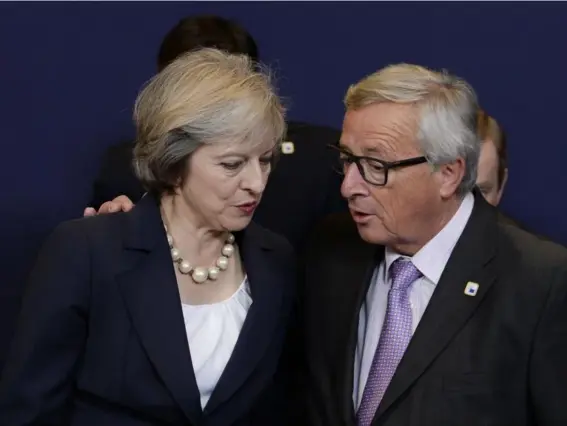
165,226,235,284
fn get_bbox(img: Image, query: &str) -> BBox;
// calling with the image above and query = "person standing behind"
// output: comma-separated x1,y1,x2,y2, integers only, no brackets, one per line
476,109,553,239
476,108,508,206
302,63,567,425
88,15,346,252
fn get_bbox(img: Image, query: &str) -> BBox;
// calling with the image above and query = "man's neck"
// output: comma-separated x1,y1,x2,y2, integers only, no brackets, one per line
390,195,465,256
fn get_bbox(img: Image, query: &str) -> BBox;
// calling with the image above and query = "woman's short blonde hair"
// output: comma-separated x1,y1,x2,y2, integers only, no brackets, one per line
133,47,286,195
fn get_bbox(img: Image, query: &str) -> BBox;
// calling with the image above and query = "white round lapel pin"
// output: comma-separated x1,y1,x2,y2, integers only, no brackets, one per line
281,141,295,154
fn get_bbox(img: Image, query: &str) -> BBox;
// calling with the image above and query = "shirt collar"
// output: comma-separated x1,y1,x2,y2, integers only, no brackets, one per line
384,191,475,285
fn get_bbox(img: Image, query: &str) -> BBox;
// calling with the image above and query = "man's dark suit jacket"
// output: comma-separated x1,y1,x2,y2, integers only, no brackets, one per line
91,121,347,252
0,194,297,426
301,191,567,426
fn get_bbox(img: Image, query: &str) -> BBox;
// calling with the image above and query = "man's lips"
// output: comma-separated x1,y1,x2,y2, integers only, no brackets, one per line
350,208,373,223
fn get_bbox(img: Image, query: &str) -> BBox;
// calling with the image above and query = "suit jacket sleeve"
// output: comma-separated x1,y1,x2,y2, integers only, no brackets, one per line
322,166,348,216
91,143,145,209
299,221,335,426
529,265,567,425
0,221,90,426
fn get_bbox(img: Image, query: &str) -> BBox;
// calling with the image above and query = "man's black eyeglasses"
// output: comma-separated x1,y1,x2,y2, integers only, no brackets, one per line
328,144,428,186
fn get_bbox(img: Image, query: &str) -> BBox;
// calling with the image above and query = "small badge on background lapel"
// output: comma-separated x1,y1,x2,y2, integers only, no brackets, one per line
464,281,479,297
281,141,295,154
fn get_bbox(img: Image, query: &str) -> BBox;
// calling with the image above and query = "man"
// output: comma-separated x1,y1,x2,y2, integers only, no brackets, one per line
87,15,346,251
476,109,508,206
301,64,567,425
475,110,551,239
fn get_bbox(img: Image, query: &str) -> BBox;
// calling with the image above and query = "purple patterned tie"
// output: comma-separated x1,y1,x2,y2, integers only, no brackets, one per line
357,258,422,426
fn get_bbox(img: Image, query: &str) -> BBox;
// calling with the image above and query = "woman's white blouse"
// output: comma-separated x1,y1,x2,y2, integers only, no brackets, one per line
181,278,252,409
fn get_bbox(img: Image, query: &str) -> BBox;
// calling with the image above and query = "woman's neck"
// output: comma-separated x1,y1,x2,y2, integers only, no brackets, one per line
160,194,227,264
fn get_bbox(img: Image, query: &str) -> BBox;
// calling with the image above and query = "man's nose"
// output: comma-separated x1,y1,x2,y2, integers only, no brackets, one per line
341,162,368,199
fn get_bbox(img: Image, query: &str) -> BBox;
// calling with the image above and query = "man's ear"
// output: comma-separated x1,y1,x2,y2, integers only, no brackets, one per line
437,158,466,199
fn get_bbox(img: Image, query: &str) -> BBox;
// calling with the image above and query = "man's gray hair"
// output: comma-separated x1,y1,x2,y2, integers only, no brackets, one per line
345,63,480,196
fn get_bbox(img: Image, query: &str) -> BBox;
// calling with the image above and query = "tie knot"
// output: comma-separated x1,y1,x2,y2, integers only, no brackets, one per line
389,258,422,291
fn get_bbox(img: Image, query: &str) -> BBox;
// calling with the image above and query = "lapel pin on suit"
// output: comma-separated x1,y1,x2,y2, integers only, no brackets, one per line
464,281,479,296
281,141,295,154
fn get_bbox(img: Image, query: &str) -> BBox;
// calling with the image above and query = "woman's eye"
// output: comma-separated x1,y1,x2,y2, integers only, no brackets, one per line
221,161,243,171
260,157,273,165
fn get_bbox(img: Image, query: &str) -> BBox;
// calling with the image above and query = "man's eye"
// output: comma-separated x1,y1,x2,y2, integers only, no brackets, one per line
368,162,385,172
260,156,273,165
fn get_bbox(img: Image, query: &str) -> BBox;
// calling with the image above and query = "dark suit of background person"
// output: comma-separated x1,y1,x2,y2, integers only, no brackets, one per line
302,190,567,426
90,15,347,252
0,194,296,426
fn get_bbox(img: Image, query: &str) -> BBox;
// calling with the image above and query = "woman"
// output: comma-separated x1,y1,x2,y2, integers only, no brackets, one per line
0,48,295,426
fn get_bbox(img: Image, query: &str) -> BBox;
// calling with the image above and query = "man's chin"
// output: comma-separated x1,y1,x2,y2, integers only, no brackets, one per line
355,221,391,245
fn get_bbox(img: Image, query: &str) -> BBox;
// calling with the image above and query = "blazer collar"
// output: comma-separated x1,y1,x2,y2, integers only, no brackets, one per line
117,194,288,422
376,190,499,422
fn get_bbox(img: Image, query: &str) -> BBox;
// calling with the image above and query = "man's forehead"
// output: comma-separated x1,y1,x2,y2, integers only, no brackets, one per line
339,131,396,156
341,115,417,157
